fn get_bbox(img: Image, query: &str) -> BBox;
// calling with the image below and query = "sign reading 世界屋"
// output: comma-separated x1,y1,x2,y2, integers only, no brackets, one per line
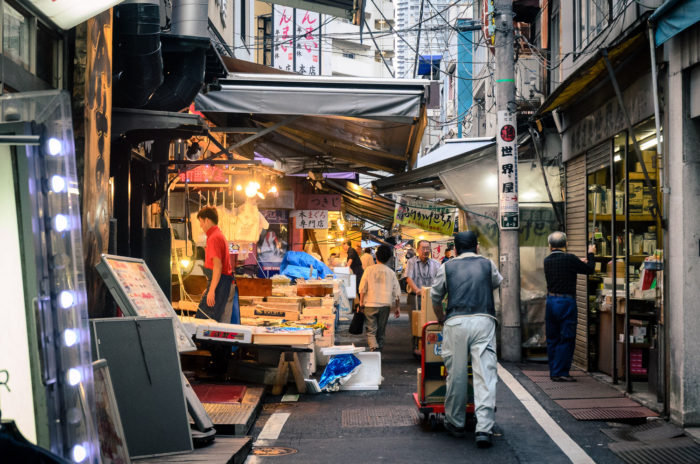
272,5,322,75
291,210,328,229
497,110,519,229
393,198,456,236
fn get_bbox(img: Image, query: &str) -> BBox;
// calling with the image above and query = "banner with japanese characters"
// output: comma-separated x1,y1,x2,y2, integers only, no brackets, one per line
497,110,519,229
272,5,323,75
393,198,456,236
295,9,321,76
273,5,295,72
291,210,329,229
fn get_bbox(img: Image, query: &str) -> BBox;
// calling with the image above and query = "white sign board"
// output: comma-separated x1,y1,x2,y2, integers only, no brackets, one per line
273,5,295,72
295,9,321,75
273,5,323,75
497,110,519,229
291,210,329,229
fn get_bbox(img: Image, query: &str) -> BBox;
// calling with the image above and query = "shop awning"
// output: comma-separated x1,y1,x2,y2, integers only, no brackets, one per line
415,137,495,168
322,179,396,229
536,30,646,116
649,0,700,46
195,74,430,173
373,140,497,194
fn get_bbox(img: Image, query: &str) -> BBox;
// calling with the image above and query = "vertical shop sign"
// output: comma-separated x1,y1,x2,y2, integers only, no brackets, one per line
497,110,519,229
273,5,295,72
291,210,328,229
272,5,323,75
295,9,321,75
83,10,113,317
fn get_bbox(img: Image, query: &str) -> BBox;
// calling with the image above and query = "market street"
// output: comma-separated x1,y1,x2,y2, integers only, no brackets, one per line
245,314,626,464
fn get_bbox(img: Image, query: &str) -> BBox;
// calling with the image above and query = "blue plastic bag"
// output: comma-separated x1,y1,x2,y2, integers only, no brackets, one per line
280,251,333,280
318,354,362,391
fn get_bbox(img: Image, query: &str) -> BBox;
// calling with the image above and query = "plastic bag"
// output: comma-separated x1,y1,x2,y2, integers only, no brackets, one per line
318,354,362,392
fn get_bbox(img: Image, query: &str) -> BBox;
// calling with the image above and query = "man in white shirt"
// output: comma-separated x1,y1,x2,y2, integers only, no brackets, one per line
358,245,401,352
360,247,375,270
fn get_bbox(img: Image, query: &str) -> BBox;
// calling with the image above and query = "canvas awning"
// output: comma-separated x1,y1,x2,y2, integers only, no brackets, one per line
649,0,700,46
415,137,495,168
195,74,430,173
373,140,497,195
536,29,646,116
322,179,396,229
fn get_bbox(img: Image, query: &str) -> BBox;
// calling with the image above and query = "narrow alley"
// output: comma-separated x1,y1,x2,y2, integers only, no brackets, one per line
242,313,662,464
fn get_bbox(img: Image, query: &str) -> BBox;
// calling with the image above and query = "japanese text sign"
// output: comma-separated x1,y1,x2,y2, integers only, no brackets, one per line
272,5,322,75
497,110,519,229
295,194,341,211
291,210,328,229
394,199,456,236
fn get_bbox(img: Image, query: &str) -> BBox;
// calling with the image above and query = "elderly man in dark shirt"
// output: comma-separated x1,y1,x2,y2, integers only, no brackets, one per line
544,231,596,382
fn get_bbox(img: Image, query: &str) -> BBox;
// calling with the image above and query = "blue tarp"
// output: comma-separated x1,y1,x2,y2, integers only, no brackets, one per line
650,0,700,46
280,251,333,280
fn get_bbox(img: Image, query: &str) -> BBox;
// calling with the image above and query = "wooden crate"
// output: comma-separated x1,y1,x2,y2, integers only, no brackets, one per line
266,296,303,311
240,305,299,321
252,329,314,345
297,284,333,297
302,306,334,317
236,278,272,297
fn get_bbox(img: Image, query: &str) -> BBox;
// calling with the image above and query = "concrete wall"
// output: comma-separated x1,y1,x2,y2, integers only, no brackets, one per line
666,27,700,426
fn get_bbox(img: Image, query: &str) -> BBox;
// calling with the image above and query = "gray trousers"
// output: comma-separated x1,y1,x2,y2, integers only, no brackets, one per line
441,315,497,433
364,306,391,350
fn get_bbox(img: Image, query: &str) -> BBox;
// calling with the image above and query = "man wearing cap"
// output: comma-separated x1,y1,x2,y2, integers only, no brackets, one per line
544,231,596,382
431,231,503,448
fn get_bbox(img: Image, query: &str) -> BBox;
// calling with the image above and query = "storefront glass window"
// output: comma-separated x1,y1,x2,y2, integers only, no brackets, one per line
3,3,30,69
587,117,662,385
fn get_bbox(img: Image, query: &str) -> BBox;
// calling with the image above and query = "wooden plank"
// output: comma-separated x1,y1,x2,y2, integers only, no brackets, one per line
135,437,252,464
272,353,289,395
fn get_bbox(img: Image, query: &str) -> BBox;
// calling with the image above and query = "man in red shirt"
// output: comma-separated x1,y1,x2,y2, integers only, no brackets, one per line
196,206,234,321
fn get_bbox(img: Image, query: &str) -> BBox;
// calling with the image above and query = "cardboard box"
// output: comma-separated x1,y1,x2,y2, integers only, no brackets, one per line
302,306,334,317
421,287,440,323
642,150,657,172
411,310,424,337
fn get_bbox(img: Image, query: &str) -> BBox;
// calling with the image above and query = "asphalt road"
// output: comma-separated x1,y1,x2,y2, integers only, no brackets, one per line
245,313,625,464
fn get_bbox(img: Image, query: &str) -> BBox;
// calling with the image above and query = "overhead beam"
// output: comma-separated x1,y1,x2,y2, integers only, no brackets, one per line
226,116,300,151
209,127,263,133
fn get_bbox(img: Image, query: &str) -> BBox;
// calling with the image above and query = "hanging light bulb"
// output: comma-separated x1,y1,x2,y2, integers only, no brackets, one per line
256,191,266,200
268,184,278,194
337,219,345,231
235,184,242,191
180,258,191,268
245,181,260,198
327,234,332,239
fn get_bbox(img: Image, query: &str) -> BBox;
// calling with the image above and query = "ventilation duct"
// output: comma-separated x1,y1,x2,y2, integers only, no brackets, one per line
113,0,163,108
113,0,210,112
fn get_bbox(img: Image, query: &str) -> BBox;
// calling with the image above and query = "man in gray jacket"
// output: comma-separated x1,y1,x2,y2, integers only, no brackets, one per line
431,231,503,448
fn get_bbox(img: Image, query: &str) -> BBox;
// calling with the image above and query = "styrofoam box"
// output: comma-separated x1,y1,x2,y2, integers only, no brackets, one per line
340,352,382,391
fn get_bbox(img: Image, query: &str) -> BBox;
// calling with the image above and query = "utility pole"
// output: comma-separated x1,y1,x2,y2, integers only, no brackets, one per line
494,0,521,362
412,0,425,78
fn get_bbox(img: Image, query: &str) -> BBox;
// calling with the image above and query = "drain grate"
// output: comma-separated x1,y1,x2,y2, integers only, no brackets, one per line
602,420,683,443
569,407,658,421
556,398,640,409
341,407,420,428
252,446,298,456
609,437,700,464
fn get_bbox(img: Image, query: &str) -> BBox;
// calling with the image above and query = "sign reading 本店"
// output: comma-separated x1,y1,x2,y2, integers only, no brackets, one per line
291,210,328,229
272,5,322,75
497,110,519,229
394,199,456,236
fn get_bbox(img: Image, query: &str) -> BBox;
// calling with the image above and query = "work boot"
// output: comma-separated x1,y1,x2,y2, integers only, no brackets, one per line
550,376,576,382
475,431,493,448
444,420,466,438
